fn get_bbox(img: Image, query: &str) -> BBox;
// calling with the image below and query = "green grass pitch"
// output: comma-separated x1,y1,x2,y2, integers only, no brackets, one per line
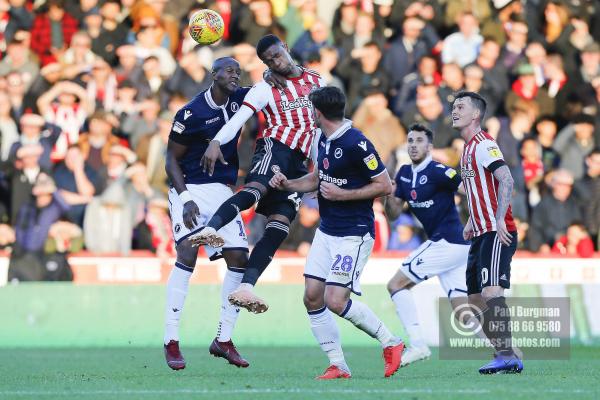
1,346,599,400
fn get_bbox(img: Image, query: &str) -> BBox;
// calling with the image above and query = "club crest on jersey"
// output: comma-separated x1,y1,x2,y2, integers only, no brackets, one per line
231,102,239,112
410,189,417,200
271,165,281,174
363,154,379,170
419,175,428,185
183,110,192,120
334,148,343,159
323,158,329,169
298,85,312,96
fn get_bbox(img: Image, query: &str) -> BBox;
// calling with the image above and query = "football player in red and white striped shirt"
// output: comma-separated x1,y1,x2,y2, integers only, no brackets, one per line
190,35,325,313
452,91,523,374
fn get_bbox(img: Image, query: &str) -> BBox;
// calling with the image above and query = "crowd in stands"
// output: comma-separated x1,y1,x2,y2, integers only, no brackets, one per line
0,0,598,280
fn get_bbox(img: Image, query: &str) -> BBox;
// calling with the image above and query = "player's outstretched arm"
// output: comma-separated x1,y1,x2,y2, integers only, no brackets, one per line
321,171,392,201
271,170,319,193
492,164,514,246
166,139,200,229
384,181,404,220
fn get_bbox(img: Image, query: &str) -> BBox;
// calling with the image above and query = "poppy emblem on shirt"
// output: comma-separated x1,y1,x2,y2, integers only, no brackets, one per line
323,158,329,169
410,190,417,200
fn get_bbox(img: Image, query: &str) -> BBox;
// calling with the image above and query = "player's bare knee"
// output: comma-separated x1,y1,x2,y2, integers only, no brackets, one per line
303,286,324,310
481,286,504,302
223,250,248,269
176,241,198,268
325,296,348,315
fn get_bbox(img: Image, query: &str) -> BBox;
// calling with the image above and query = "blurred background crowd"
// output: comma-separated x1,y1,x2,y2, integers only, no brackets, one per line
0,0,599,280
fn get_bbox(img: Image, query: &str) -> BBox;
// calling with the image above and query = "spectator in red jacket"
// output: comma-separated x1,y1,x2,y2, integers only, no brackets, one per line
552,223,595,258
30,0,79,66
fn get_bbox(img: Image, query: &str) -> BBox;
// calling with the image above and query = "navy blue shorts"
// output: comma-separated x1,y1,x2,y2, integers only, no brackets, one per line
246,137,308,221
466,231,517,295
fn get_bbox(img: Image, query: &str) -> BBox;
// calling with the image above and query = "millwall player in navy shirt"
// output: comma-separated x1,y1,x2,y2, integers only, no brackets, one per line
164,57,251,370
270,87,404,379
385,124,473,366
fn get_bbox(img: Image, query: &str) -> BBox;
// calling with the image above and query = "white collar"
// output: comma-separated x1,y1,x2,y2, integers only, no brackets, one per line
411,155,432,174
205,86,228,110
325,119,352,143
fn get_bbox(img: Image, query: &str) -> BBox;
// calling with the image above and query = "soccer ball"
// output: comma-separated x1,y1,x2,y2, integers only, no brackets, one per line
188,9,224,45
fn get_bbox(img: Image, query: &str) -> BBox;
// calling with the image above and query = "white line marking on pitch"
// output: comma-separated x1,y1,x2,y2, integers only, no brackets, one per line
0,388,597,397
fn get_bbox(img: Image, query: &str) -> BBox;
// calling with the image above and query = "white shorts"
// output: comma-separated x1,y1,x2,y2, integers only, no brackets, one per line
304,229,374,295
168,183,248,260
400,239,469,298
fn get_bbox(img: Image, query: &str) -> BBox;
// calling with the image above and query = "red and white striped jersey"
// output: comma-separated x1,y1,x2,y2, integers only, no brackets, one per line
242,68,325,159
460,131,516,236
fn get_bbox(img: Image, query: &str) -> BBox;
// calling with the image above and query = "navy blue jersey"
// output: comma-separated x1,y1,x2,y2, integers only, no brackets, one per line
394,157,468,244
316,123,387,237
168,86,250,185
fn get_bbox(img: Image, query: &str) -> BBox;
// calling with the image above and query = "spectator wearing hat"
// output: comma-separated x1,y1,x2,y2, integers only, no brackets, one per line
352,87,406,167
13,172,70,252
37,80,95,161
30,0,79,66
135,110,170,195
441,12,483,67
573,149,600,248
6,144,49,224
92,0,128,66
553,114,596,180
8,113,60,170
506,63,555,117
52,144,99,226
0,38,40,91
8,172,73,282
528,169,583,252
